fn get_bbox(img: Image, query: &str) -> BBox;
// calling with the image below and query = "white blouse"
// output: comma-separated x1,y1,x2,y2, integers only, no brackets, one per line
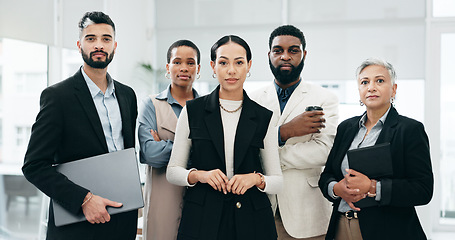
166,99,283,194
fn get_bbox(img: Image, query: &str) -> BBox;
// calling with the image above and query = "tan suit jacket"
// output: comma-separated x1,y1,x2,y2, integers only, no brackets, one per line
143,96,184,240
250,81,338,238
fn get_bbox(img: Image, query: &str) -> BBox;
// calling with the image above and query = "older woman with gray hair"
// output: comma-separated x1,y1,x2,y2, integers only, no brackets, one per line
319,58,433,240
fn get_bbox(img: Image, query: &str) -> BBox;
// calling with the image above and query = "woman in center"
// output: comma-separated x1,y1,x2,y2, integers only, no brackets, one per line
167,35,283,240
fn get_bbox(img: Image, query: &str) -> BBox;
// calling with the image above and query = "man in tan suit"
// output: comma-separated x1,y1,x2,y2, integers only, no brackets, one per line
250,25,338,240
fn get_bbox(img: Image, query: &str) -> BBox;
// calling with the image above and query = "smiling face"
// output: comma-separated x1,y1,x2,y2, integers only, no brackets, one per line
358,65,397,112
77,23,117,69
166,46,200,89
211,42,252,99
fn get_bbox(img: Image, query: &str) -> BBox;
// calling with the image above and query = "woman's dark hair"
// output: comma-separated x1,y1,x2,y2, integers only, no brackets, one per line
167,39,201,64
210,35,252,62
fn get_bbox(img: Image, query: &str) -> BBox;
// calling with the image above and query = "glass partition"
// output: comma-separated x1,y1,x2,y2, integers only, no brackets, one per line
0,38,48,239
440,33,455,224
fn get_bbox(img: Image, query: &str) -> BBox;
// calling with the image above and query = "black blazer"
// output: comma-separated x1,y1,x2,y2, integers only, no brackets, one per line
318,106,433,240
178,86,277,240
22,69,138,240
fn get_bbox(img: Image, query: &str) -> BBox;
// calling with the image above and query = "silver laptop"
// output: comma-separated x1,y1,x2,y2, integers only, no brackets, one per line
52,148,144,227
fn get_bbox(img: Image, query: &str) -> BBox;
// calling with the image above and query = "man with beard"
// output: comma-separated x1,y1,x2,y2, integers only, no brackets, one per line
22,11,138,240
250,25,338,240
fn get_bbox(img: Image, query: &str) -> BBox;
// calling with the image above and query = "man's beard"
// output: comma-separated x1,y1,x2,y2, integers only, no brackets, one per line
81,49,114,69
269,58,304,85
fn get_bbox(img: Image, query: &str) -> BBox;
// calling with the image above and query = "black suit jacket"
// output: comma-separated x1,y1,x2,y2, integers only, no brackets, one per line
22,69,138,240
178,86,277,240
318,106,433,240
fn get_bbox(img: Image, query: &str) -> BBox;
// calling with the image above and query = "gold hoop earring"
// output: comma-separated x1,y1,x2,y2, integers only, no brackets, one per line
165,72,171,79
359,100,364,106
197,74,201,80
212,73,216,78
247,72,251,78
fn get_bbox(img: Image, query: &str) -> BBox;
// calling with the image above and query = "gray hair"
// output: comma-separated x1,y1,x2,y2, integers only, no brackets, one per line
355,58,397,85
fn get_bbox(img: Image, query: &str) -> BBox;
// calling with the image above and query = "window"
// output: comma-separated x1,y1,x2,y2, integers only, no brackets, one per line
433,0,455,17
0,38,47,238
15,72,47,95
440,33,455,224
62,48,82,79
16,126,31,146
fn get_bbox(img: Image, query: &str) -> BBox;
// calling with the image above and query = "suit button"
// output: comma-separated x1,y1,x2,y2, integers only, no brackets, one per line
236,202,242,209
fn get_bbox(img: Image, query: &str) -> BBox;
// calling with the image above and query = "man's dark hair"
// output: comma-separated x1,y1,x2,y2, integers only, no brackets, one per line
210,35,252,62
268,25,306,50
167,40,201,64
78,11,115,37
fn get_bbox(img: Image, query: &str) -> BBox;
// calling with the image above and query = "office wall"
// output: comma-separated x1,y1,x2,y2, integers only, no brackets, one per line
153,0,425,84
0,0,426,92
0,0,436,238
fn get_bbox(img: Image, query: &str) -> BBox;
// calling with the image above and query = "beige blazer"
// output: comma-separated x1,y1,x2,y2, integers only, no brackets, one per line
143,96,184,240
250,81,338,238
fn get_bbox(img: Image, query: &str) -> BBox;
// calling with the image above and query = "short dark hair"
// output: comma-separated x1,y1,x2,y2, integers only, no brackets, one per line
166,40,201,64
78,11,115,38
268,25,306,50
210,35,252,62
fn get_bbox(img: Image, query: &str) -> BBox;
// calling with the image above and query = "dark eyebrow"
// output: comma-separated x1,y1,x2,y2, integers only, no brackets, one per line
84,34,113,38
272,45,283,49
218,56,245,61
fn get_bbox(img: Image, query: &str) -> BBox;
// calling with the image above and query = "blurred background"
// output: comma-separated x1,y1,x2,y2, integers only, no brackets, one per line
0,0,454,239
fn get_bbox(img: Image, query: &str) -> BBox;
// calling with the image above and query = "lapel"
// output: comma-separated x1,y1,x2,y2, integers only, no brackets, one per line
334,118,359,173
278,82,307,126
160,110,177,133
376,106,399,144
114,78,133,147
233,92,258,172
72,69,108,152
334,107,398,175
204,87,226,168
150,94,177,134
263,84,281,117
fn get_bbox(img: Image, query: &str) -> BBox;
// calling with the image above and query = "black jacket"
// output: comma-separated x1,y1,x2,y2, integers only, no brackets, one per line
178,86,277,240
319,106,433,240
23,69,138,240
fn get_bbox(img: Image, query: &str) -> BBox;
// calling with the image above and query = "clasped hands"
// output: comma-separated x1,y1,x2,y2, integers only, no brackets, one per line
188,169,264,195
333,169,372,211
81,193,122,224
